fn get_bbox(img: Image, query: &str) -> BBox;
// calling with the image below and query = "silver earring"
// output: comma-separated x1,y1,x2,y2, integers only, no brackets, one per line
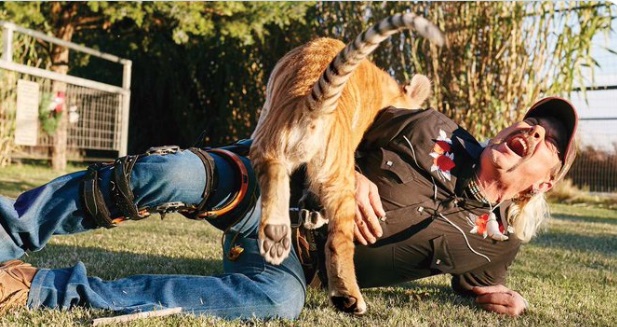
515,186,539,200
526,186,540,198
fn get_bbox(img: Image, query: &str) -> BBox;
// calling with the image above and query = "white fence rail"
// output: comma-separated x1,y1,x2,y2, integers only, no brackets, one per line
0,21,131,161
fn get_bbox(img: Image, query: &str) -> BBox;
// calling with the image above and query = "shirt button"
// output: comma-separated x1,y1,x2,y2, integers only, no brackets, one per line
417,206,424,213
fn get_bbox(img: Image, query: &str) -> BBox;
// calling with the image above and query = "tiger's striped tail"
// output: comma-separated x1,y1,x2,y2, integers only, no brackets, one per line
306,13,445,114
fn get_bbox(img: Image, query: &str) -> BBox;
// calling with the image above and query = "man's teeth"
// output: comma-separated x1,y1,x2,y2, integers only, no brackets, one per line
512,137,527,156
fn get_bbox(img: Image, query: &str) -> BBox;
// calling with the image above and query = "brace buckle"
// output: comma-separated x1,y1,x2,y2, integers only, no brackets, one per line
146,145,180,155
154,202,187,219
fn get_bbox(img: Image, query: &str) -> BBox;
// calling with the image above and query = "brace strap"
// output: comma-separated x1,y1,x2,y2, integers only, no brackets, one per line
82,146,184,228
111,146,184,223
195,148,250,219
81,163,117,228
110,155,148,221
188,147,217,216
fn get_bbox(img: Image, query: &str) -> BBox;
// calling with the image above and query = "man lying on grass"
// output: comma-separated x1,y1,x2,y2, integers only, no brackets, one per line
0,97,577,319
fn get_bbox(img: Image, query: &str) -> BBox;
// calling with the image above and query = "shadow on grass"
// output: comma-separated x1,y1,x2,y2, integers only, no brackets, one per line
0,180,41,198
363,282,455,300
303,281,480,318
364,283,480,317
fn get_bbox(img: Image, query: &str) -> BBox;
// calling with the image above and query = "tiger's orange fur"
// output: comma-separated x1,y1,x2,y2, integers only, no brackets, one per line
250,14,443,314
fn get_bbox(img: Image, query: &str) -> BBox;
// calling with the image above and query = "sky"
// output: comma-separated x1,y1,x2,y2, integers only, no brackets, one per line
568,7,617,152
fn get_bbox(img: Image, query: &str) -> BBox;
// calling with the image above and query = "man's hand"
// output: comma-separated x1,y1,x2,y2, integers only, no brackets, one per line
354,171,386,245
472,285,528,316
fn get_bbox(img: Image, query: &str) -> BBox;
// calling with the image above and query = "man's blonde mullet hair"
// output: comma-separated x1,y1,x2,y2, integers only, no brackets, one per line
507,194,550,243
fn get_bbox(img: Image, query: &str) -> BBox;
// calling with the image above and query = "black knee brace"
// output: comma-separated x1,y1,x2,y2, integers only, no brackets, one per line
81,145,192,228
183,147,250,221
82,162,116,228
81,142,253,229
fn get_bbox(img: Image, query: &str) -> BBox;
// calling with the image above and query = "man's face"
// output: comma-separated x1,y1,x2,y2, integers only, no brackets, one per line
482,116,566,193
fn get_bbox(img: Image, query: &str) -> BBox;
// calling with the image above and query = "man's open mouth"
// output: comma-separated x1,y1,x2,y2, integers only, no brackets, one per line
506,136,528,157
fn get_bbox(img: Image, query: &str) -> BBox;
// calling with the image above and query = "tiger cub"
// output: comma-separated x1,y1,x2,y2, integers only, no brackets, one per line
250,13,444,315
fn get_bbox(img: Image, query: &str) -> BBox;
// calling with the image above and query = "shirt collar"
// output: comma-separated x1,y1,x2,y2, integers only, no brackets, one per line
450,129,488,204
453,132,484,160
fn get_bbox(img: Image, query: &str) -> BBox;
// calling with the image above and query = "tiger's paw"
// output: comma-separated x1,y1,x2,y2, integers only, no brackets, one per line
259,223,291,265
300,208,328,230
330,293,367,316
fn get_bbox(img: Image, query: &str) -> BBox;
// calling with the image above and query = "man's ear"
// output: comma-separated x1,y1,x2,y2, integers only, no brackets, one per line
537,180,555,193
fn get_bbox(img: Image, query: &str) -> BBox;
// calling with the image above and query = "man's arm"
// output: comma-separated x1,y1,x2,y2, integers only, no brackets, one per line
452,268,528,316
353,171,385,245
472,284,528,316
354,162,528,316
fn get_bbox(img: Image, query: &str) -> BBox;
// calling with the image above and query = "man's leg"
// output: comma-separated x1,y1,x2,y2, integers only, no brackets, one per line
26,204,306,319
0,170,95,261
0,147,242,262
2,145,307,319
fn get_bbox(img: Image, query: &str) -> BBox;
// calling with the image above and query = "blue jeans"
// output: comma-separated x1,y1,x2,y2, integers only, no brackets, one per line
0,149,306,319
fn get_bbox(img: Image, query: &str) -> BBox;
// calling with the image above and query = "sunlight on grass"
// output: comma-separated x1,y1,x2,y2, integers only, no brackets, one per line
0,161,86,198
0,164,615,326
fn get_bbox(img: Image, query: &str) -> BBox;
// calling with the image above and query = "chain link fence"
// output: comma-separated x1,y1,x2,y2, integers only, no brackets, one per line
1,72,125,161
567,18,617,193
0,21,131,164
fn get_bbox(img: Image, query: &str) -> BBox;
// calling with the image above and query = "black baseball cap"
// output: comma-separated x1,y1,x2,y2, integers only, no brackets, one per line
524,96,578,182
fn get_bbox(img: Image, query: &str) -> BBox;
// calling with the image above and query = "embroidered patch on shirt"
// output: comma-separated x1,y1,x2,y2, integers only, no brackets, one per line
467,212,509,241
430,129,455,181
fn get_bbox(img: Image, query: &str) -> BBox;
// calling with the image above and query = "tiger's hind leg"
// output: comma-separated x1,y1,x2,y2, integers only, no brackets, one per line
254,158,293,265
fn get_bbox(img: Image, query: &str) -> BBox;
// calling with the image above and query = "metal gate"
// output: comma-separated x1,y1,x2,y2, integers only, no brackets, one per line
0,21,131,163
567,16,617,194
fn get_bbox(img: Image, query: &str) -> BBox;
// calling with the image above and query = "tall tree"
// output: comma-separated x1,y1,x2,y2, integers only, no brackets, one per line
0,1,312,166
1,1,614,164
1,2,148,169
331,1,614,139
424,1,614,139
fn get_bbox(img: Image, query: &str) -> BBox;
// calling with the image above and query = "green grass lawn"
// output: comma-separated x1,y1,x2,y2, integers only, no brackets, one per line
0,163,616,326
